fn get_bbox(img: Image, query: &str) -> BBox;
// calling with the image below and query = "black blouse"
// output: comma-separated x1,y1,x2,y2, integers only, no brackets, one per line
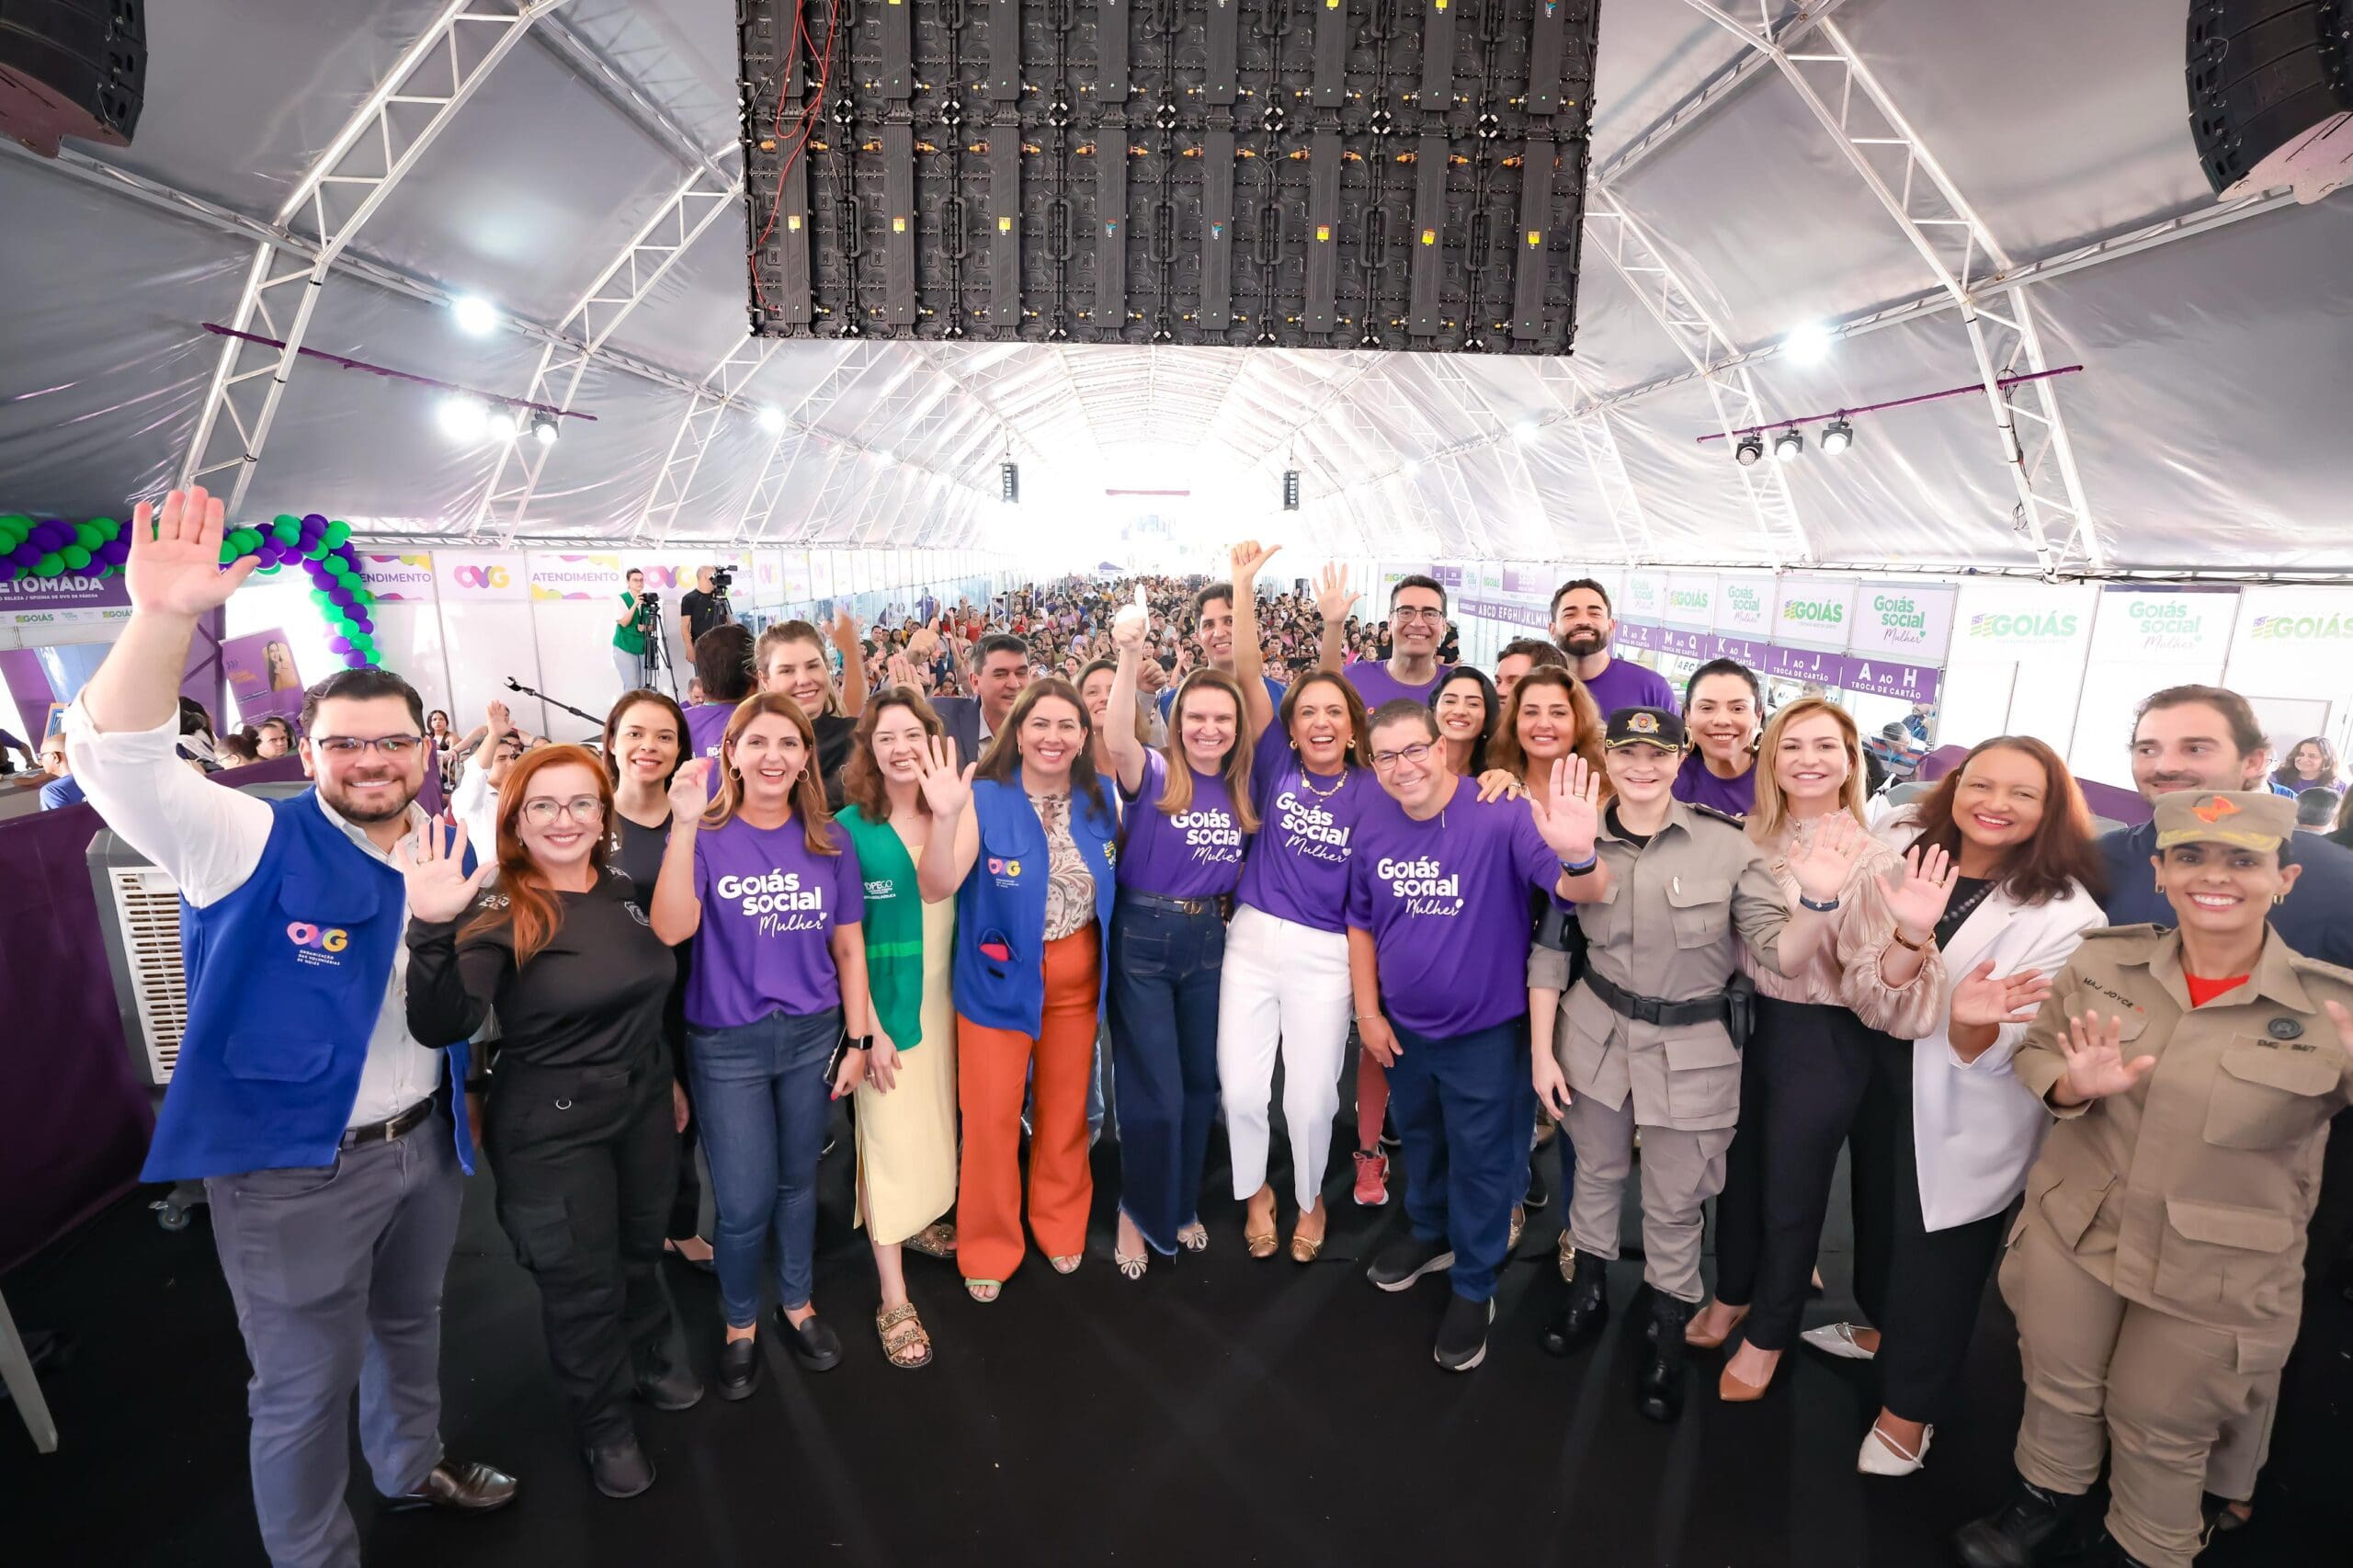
405,871,675,1073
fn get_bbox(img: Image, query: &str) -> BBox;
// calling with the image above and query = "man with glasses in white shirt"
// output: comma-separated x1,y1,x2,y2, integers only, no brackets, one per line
63,487,517,1568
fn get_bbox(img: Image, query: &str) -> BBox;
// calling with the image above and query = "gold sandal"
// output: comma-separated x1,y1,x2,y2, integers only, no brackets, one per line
876,1303,933,1369
1288,1230,1324,1264
904,1221,957,1260
1556,1228,1575,1281
1246,1229,1279,1259
1507,1205,1526,1252
1178,1222,1209,1253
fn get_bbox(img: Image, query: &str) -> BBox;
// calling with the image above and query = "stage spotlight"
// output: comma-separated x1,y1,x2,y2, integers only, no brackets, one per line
1733,433,1764,466
1772,426,1804,462
756,404,787,433
486,403,524,440
999,460,1020,504
1513,418,1540,442
874,447,895,464
450,295,500,335
1782,319,1832,364
1820,417,1853,455
1402,459,1422,478
529,411,559,447
1281,469,1301,511
437,394,488,440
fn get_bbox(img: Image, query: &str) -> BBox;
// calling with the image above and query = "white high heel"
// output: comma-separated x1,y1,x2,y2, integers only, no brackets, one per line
1856,1422,1931,1476
1802,1322,1878,1361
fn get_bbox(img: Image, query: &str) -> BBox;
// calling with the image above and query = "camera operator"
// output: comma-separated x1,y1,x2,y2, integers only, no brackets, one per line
676,566,731,664
614,569,654,692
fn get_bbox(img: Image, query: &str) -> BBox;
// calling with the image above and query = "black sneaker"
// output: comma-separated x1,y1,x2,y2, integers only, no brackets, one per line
585,1437,655,1499
716,1335,761,1401
1434,1294,1496,1371
1954,1476,2085,1568
1366,1233,1454,1292
1523,1161,1550,1212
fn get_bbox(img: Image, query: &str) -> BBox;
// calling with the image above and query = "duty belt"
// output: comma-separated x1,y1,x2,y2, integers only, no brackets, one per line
1583,967,1732,1029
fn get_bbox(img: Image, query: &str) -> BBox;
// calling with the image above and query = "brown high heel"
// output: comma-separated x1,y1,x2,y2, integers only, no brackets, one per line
1685,1301,1749,1350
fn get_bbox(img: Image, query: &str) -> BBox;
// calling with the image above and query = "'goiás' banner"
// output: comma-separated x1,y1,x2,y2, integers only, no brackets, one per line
1846,583,1957,665
1771,575,1854,651
1711,574,1772,665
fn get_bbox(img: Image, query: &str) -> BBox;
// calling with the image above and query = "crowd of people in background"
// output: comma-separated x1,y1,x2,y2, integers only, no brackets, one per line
33,486,2353,1568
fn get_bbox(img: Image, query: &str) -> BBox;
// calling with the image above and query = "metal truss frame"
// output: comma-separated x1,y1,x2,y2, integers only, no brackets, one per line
1683,0,2105,573
474,154,744,541
177,0,570,512
628,335,779,545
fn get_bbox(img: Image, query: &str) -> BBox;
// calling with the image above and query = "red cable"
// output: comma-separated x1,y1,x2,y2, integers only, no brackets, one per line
751,0,843,318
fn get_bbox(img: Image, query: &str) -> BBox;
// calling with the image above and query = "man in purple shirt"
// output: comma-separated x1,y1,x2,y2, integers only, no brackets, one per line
1347,698,1602,1374
1345,574,1453,711
1552,577,1679,720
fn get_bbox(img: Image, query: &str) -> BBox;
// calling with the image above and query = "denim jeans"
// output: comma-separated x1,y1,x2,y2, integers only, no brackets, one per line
686,1006,842,1328
1107,894,1226,1255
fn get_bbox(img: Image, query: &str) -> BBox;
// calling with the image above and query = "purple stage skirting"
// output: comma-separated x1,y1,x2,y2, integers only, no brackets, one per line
0,754,308,1277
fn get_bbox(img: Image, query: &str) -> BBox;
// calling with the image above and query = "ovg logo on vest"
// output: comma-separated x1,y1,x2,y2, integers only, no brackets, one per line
285,922,350,967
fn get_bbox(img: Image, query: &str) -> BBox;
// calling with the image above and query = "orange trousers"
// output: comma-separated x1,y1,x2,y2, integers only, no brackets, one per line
956,927,1101,1283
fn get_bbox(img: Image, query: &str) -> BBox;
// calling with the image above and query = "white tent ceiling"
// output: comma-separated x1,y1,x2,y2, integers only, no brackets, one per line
1,0,2347,571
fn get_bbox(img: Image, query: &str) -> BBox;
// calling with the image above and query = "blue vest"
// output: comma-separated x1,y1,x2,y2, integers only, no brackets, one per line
952,777,1119,1036
146,791,475,1182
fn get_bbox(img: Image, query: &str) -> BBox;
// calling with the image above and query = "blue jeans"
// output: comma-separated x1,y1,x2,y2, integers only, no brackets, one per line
1388,1018,1532,1303
686,1006,841,1328
1107,894,1225,1254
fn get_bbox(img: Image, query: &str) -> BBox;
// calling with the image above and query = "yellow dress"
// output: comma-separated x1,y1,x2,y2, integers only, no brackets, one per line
855,893,958,1244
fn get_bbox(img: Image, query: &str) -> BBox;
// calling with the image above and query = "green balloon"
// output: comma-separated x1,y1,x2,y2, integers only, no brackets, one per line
0,514,28,542
324,520,352,547
74,522,102,550
256,562,280,575
309,587,333,607
271,517,302,545
62,544,92,570
36,551,63,576
304,540,331,561
96,563,116,578
90,517,120,541
222,541,241,565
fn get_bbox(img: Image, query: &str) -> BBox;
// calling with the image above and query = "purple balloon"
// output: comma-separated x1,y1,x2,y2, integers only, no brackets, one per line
348,614,373,633
327,586,353,608
100,539,131,565
327,635,352,653
301,512,327,532
6,542,35,568
32,520,70,551
344,650,369,668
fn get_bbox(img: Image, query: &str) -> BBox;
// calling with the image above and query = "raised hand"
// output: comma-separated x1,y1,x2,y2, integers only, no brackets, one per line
1230,539,1282,584
2057,1010,2157,1103
885,652,920,690
1529,755,1602,861
485,699,510,740
395,819,491,923
667,756,713,820
1313,562,1357,627
915,734,973,818
1110,602,1149,651
1949,960,2052,1029
1881,843,1960,941
125,487,257,618
1789,811,1865,905
829,605,859,651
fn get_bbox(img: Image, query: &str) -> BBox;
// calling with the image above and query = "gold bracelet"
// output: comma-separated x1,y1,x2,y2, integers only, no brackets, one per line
1890,927,1929,952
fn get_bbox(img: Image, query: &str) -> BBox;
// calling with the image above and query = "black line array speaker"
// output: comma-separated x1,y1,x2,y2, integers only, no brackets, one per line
0,0,145,156
741,0,1598,353
2187,0,2350,197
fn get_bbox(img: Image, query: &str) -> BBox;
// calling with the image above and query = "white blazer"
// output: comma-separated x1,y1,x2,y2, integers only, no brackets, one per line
1878,809,2105,1231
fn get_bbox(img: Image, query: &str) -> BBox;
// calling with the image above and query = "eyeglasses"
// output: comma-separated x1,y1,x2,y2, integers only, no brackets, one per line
1371,743,1434,770
1390,606,1447,623
313,734,426,758
520,796,604,826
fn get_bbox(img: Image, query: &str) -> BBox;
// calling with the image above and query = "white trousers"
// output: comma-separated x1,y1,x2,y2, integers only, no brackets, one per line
1216,904,1353,1210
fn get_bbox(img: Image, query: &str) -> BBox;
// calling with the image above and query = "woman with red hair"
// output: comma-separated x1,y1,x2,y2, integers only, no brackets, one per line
402,743,698,1502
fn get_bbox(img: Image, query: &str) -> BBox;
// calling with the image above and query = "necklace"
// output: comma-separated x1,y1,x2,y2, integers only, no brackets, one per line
1294,765,1347,800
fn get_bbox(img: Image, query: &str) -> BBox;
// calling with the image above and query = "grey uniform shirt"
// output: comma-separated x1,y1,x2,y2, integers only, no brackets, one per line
1544,800,1793,1130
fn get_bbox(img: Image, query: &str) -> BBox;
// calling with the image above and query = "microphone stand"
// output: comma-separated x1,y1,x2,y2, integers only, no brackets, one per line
504,676,605,743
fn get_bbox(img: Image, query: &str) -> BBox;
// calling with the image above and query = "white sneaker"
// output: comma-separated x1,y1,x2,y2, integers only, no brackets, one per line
1856,1422,1931,1476
1802,1322,1877,1360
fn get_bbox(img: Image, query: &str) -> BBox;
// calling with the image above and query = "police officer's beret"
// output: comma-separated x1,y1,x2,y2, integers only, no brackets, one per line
1604,707,1687,751
2152,790,2296,853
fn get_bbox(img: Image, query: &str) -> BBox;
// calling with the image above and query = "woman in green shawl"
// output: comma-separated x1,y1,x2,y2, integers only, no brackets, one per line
837,687,961,1368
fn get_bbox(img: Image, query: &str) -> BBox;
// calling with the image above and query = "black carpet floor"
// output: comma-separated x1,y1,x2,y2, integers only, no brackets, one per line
5,1110,2348,1568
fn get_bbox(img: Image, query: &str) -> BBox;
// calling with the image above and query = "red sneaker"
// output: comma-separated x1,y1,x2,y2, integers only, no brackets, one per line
1352,1148,1390,1208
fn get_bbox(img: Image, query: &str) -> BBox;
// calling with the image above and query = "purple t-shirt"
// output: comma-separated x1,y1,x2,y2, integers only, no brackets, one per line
686,814,865,1028
1117,750,1247,899
1580,655,1680,720
1236,722,1377,933
1673,750,1756,817
1345,661,1450,714
685,700,734,760
1344,784,1563,1040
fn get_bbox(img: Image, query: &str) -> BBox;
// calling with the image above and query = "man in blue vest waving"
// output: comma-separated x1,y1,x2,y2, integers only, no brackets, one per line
63,486,516,1568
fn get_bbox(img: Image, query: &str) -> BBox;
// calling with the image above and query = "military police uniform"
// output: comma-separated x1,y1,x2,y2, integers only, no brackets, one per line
1534,708,1800,1420
1959,791,2353,1568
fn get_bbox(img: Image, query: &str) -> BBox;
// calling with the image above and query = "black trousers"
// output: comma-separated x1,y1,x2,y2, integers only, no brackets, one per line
485,1051,682,1447
1873,1058,2013,1426
1711,996,1903,1348
666,1023,705,1242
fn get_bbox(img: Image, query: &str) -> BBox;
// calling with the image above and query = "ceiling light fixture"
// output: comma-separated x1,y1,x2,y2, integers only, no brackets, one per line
450,295,500,335
529,410,559,447
1820,416,1854,455
1771,426,1804,462
1733,432,1764,466
999,460,1020,504
756,404,787,433
437,393,487,441
1782,319,1833,364
485,403,524,441
1513,418,1540,442
1281,470,1302,511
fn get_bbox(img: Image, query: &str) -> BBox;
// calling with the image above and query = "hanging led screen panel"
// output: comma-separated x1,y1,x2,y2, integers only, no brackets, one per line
741,0,1597,353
